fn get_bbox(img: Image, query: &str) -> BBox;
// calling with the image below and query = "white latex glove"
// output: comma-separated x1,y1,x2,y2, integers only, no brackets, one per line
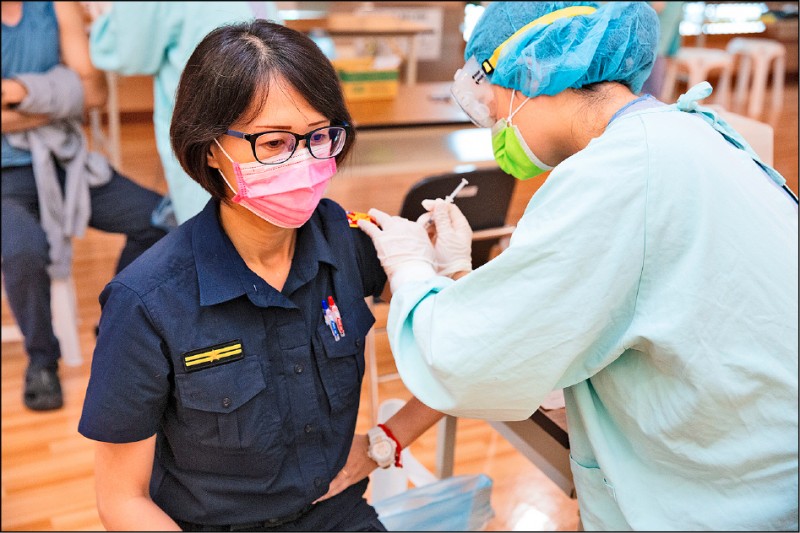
357,208,437,293
419,198,473,277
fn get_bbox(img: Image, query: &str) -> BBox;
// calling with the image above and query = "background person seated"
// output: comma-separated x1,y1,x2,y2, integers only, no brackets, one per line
1,1,167,411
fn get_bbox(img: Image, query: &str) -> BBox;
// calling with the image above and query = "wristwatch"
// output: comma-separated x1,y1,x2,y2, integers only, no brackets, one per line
367,426,397,469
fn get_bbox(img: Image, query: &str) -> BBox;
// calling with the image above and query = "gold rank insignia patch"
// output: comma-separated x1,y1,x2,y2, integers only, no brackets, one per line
182,340,244,372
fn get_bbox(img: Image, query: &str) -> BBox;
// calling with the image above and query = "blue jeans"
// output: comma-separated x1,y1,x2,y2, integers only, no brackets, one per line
1,163,167,370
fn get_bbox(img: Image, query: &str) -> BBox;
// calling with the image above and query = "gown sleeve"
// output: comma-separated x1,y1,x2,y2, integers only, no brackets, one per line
386,120,651,421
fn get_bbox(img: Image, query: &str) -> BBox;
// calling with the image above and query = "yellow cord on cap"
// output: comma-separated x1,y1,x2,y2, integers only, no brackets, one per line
481,5,597,75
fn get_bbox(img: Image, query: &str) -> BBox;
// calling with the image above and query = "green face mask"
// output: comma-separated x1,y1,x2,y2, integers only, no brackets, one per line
491,91,553,180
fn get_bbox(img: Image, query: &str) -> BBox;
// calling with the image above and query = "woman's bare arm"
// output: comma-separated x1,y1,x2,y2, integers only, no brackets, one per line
94,436,181,531
54,1,107,109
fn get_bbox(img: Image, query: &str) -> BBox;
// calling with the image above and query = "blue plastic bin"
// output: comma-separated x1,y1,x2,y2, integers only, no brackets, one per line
372,474,494,531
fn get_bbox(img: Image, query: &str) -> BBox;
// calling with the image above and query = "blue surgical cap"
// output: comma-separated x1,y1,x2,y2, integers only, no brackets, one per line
465,2,659,97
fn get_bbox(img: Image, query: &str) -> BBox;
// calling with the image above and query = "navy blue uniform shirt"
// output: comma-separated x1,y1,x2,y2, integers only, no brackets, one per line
79,198,387,525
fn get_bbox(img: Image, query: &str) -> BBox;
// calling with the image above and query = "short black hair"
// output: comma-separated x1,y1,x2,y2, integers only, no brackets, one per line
171,19,355,202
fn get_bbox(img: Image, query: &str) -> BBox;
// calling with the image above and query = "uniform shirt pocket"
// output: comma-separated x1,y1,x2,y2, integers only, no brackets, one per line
175,356,273,449
316,297,375,413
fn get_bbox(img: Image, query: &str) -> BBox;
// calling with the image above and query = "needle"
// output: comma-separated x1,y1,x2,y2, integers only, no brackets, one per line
445,178,469,203
424,178,469,227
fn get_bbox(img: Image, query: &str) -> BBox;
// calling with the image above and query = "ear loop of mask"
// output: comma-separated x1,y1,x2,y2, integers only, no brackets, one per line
505,90,553,171
213,138,241,197
507,90,531,125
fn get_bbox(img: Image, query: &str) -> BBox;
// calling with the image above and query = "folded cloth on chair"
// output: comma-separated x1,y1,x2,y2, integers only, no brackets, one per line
5,65,112,278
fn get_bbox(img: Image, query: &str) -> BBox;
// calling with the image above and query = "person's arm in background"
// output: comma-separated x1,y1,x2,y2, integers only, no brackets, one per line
0,105,49,132
2,1,105,132
94,436,182,531
314,397,445,502
55,1,106,108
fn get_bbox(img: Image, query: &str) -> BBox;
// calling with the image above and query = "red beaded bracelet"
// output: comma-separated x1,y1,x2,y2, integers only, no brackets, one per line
377,423,403,468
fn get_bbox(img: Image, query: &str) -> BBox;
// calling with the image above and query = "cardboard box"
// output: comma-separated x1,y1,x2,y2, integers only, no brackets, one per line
333,58,399,101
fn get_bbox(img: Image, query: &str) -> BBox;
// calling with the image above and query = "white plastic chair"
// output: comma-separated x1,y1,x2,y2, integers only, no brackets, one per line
661,47,734,107
87,71,122,169
370,398,439,503
1,272,83,367
726,37,786,120
705,105,775,166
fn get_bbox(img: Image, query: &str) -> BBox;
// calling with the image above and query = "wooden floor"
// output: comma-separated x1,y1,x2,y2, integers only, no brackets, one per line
2,80,797,532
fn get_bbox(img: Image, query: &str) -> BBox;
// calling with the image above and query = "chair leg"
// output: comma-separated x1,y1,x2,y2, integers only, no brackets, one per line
1,273,24,343
733,54,752,114
771,54,785,116
2,273,81,367
1,323,24,342
106,71,122,170
51,277,82,367
364,297,379,427
686,63,705,93
435,416,457,479
714,64,733,109
747,57,770,119
88,107,105,154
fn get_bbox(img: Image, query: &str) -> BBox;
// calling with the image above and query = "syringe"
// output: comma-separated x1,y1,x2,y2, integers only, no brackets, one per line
445,177,469,203
424,177,469,227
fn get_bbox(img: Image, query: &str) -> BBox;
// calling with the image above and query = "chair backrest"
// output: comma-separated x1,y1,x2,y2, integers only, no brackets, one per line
398,167,516,269
705,105,774,165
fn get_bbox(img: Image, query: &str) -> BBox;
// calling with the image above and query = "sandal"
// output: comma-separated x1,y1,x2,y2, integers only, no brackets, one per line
23,367,63,411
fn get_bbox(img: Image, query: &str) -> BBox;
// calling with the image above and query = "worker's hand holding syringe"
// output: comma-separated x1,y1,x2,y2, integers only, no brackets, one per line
419,178,469,229
357,178,473,289
416,178,474,277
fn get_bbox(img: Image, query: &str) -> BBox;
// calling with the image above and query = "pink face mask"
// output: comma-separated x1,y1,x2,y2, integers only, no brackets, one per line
214,139,336,228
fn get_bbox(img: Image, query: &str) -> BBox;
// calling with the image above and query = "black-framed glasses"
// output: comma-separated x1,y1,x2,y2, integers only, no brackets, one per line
224,124,349,165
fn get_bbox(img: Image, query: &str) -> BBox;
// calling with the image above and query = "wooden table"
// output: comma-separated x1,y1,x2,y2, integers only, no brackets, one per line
489,408,573,495
346,81,471,130
435,407,574,497
315,81,498,219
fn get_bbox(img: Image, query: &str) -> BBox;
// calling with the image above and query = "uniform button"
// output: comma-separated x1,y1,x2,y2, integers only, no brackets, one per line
294,364,304,374
314,477,323,487
221,397,232,408
304,424,313,433
355,339,361,348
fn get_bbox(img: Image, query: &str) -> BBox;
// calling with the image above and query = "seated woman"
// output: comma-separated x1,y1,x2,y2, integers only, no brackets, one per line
78,19,444,531
2,1,167,412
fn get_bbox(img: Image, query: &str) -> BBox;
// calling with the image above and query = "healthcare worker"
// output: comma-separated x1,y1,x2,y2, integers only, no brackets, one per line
78,20,443,531
357,2,798,530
